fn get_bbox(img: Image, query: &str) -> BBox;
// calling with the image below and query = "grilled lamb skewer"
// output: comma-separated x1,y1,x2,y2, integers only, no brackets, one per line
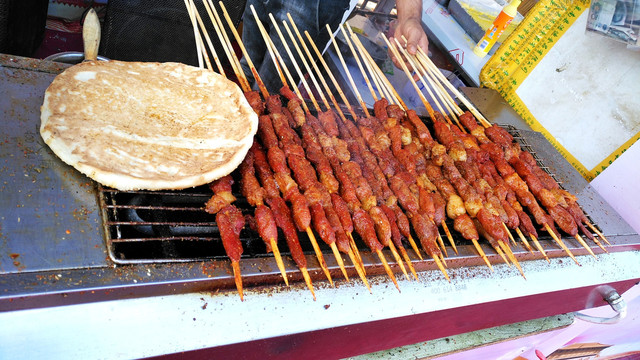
250,143,316,299
205,175,246,300
238,151,289,285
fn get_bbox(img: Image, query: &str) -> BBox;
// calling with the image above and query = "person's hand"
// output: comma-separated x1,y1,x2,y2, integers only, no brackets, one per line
387,0,429,71
393,17,429,56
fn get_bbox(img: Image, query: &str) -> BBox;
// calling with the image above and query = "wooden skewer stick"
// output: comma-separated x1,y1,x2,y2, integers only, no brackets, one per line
347,249,371,292
409,51,465,132
516,228,534,253
269,239,289,286
349,30,402,106
503,223,518,247
399,246,419,280
586,221,611,246
287,15,356,130
399,36,463,118
329,242,350,281
286,13,342,115
347,233,365,273
281,19,328,111
306,228,334,286
231,260,244,301
305,31,358,120
346,27,388,103
300,266,317,300
204,0,250,90
218,2,269,98
268,13,321,113
440,252,448,267
388,241,410,281
591,237,608,253
407,235,423,260
440,221,458,255
530,233,550,263
574,234,597,259
421,60,462,117
189,0,226,74
495,245,510,265
384,236,411,280
183,0,205,69
338,25,378,102
415,49,491,127
326,24,371,118
415,49,487,124
500,241,526,279
420,65,461,120
545,223,579,265
433,253,450,282
376,249,400,291
471,239,493,271
382,35,435,118
391,37,454,126
249,6,308,113
348,26,397,105
436,231,448,257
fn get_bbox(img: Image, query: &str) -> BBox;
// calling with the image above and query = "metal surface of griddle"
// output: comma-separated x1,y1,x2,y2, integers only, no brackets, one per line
1,54,639,313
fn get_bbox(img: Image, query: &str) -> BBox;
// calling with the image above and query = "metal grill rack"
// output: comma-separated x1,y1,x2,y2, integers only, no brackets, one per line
99,122,603,269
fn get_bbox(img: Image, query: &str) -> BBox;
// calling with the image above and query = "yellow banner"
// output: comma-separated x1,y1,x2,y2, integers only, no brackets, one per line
479,0,637,180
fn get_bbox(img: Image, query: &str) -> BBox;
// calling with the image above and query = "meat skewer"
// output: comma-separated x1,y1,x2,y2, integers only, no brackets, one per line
348,39,494,271
387,36,522,271
263,15,371,285
350,32,468,261
253,16,367,290
214,3,318,298
249,11,377,287
324,29,428,277
204,175,245,300
239,152,289,285
329,25,449,280
475,122,594,257
271,17,405,288
215,205,246,301
413,47,608,254
240,8,341,286
405,40,550,259
273,21,409,286
431,114,527,277
304,30,386,267
484,143,581,264
390,39,583,270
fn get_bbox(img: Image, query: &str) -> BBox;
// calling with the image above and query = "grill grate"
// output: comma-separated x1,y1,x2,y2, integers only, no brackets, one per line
99,124,601,265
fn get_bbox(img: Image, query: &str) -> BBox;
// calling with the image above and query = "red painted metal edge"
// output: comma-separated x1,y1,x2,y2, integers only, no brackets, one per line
149,278,639,360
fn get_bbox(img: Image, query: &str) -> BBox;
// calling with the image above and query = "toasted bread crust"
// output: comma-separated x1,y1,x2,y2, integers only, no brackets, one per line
40,61,258,190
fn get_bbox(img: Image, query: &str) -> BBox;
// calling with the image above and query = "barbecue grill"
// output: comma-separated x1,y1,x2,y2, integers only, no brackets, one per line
1,54,639,359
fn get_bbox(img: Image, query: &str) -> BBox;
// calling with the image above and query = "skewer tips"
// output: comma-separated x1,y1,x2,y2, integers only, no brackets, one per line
300,267,316,301
376,249,400,292
270,239,289,286
231,260,244,301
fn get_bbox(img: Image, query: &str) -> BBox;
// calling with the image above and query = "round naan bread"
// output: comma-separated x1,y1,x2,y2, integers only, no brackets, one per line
40,61,258,190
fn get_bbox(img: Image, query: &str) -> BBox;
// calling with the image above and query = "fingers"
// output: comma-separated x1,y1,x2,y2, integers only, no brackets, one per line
387,18,428,71
401,19,429,55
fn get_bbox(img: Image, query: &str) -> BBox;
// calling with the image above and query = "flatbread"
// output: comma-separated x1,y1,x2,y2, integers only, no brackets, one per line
40,61,258,190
